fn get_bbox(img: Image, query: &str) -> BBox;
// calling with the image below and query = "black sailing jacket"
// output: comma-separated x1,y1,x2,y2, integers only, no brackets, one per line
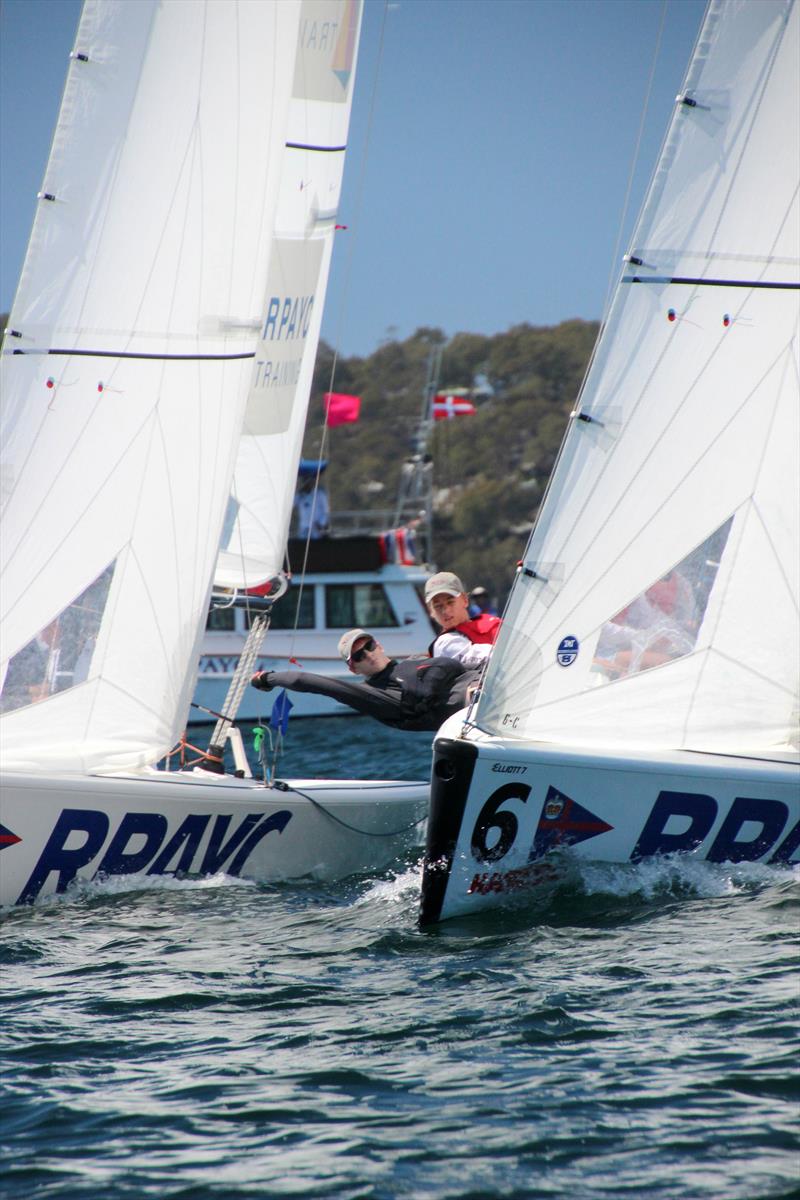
255,657,482,731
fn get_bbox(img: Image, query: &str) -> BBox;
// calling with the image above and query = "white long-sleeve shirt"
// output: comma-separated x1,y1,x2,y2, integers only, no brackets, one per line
430,630,493,668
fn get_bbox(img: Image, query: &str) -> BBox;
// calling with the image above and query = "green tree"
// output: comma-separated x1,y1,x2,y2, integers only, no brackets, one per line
302,318,599,604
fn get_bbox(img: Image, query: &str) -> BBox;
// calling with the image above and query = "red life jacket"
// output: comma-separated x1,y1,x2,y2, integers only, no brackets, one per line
455,614,501,644
428,613,501,655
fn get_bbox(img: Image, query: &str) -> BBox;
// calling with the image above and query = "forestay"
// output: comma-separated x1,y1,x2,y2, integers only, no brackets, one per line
0,0,301,772
215,0,363,590
477,0,799,755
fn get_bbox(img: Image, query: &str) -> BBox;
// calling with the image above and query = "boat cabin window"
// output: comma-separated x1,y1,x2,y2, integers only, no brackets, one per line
206,606,236,631
325,584,399,629
248,585,315,631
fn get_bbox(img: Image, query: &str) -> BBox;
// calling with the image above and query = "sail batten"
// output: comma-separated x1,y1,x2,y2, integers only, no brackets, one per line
11,348,259,360
624,276,799,289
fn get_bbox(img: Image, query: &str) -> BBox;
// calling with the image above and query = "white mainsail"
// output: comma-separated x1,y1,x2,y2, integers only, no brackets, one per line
0,0,303,772
214,0,362,591
477,0,799,755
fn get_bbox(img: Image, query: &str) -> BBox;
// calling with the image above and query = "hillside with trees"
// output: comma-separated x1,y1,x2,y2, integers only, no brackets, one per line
305,319,599,606
0,310,599,607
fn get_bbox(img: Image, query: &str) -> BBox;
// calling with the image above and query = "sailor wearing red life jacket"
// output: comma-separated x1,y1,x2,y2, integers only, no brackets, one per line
425,571,501,667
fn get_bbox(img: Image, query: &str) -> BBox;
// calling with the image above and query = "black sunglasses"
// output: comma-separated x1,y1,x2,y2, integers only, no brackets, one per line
350,637,376,663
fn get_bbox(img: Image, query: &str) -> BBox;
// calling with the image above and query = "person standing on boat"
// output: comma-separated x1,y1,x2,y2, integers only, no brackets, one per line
250,628,481,731
425,572,501,666
468,585,498,618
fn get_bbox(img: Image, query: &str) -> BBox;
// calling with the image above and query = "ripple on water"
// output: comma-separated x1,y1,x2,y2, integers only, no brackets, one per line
1,832,797,1200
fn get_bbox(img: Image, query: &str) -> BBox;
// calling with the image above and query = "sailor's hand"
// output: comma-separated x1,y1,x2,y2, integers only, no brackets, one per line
251,670,275,691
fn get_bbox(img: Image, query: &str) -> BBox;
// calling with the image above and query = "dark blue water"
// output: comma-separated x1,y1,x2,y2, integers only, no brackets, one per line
2,720,798,1199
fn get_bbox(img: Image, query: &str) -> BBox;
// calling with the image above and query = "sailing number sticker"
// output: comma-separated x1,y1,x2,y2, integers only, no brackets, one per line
470,782,531,863
556,635,579,666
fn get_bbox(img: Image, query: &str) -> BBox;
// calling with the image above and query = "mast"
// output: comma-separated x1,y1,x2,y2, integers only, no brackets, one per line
391,345,441,565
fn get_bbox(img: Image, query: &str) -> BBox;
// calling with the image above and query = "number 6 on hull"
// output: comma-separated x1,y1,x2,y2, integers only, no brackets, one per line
419,737,799,926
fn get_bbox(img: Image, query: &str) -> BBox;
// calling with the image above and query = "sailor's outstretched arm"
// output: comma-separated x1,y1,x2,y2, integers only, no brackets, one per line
251,669,404,722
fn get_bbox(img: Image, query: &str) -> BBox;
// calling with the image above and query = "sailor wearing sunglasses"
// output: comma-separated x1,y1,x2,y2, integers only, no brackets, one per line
340,631,388,674
250,628,482,731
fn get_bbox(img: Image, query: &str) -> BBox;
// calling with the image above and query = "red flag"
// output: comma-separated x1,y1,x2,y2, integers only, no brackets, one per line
432,393,476,421
324,392,361,427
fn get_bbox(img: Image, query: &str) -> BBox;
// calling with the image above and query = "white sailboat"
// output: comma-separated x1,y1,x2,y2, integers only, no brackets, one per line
420,0,800,924
0,0,428,908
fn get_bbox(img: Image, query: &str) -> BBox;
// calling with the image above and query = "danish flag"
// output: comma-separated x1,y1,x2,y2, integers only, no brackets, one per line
432,393,476,421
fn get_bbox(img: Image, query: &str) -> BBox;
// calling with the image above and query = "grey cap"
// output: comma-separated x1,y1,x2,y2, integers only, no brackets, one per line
338,628,372,661
424,571,466,602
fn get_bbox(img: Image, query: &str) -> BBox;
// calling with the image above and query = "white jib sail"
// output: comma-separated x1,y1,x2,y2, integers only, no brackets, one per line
214,0,363,591
477,0,799,756
0,0,302,773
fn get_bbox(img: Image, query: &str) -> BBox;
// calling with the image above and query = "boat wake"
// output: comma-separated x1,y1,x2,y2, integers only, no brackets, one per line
568,853,800,901
432,850,799,935
353,862,422,909
25,869,259,909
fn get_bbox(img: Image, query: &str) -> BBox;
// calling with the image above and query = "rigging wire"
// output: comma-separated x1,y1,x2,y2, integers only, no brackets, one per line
472,0,692,731
531,0,669,487
598,0,669,325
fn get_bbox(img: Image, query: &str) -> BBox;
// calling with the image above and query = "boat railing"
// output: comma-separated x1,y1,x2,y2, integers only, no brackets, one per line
290,509,427,538
328,509,401,536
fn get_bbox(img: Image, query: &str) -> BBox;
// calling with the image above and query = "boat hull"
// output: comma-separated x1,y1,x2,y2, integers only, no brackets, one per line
0,769,428,907
420,730,800,924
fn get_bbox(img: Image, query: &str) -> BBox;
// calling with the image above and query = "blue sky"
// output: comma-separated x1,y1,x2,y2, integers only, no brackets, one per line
0,0,706,357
